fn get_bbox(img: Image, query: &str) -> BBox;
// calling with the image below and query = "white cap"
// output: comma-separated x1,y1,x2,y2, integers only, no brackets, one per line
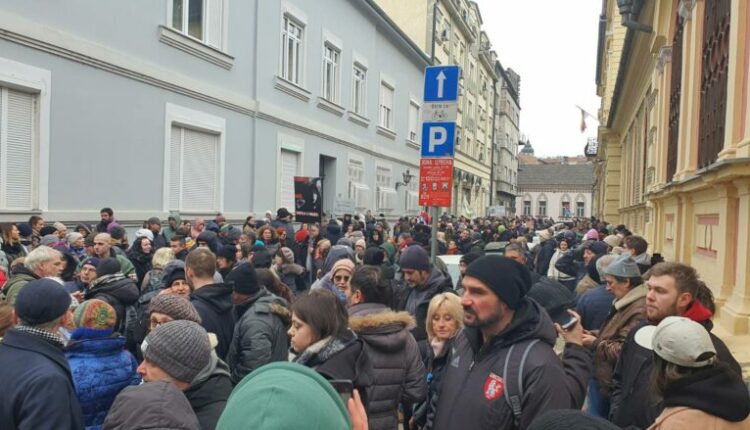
135,228,154,242
634,316,716,368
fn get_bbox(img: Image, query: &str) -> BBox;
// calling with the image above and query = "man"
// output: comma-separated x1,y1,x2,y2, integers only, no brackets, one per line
103,320,207,429
0,279,85,429
504,243,540,283
456,228,473,254
164,212,181,242
216,245,239,279
225,263,290,384
147,217,169,250
271,207,295,240
96,207,116,233
609,262,743,429
394,245,453,352
80,233,136,279
187,248,235,359
533,229,556,277
85,258,139,335
623,235,651,274
64,257,99,296
554,240,608,291
28,215,44,249
170,235,189,261
2,246,63,305
432,255,590,429
347,266,426,430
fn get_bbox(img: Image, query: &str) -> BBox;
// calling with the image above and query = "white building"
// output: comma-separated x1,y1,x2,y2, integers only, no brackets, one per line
516,164,594,219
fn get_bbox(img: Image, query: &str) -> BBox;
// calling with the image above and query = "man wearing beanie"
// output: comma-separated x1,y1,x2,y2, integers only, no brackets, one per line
431,255,591,430
0,279,85,429
225,263,290,384
216,244,239,279
103,320,207,429
394,245,454,351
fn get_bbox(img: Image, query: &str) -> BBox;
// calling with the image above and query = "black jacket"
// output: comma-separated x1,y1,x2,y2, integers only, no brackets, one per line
609,318,743,428
0,329,85,430
104,380,200,429
431,299,591,430
85,274,140,334
534,240,556,276
185,353,233,430
191,283,235,360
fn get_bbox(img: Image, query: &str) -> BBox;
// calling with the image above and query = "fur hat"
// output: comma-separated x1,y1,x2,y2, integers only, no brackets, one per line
603,235,621,249
135,228,154,242
53,222,67,233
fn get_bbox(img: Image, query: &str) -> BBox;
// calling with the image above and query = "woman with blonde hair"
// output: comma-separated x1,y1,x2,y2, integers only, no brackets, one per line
141,247,175,293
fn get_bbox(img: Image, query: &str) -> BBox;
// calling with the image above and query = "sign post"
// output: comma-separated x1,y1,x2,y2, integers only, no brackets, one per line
419,65,460,263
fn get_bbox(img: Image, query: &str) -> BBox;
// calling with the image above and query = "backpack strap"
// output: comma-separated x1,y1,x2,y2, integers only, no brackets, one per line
502,338,541,429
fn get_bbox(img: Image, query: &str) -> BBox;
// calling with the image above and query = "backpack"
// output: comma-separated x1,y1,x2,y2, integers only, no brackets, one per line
124,289,160,358
497,338,542,429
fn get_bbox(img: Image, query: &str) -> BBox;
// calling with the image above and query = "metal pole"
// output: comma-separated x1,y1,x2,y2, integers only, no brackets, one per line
430,206,438,263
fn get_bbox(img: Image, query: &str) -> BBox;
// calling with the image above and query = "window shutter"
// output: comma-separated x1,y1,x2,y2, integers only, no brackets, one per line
181,128,218,211
279,150,298,212
205,0,224,49
169,125,182,210
4,89,35,209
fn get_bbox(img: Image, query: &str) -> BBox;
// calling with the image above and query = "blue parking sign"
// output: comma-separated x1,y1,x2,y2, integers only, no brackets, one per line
421,122,456,157
423,66,460,102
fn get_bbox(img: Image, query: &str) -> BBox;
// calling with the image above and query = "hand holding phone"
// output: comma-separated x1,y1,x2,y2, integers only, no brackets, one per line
554,309,584,346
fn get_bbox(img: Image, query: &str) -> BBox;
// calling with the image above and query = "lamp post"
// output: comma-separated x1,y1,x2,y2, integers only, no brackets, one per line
396,169,415,213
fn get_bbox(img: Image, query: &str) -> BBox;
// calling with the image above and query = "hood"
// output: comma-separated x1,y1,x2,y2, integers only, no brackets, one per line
87,274,139,305
191,350,231,387
106,381,200,429
191,283,234,313
168,211,182,227
425,266,449,290
379,243,396,262
322,245,355,274
280,263,305,276
663,363,750,422
348,305,416,352
65,333,127,355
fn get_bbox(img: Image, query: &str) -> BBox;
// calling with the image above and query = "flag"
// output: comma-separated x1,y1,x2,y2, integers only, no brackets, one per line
578,106,595,133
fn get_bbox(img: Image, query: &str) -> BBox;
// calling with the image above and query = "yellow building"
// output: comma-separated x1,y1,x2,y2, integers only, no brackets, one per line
376,0,497,217
594,0,750,333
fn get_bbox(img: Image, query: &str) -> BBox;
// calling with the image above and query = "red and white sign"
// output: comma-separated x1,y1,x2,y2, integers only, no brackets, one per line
418,158,453,207
483,372,505,401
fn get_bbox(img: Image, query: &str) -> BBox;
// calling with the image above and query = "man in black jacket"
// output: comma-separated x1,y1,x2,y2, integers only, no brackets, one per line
609,262,743,429
187,248,235,359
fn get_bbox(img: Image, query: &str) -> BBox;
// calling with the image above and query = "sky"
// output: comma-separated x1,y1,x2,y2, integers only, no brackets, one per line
475,0,602,157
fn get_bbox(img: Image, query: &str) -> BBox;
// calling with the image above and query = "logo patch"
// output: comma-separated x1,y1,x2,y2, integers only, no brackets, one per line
483,372,504,401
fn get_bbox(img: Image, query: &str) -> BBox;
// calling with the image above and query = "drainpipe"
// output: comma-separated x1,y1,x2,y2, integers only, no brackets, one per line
431,1,438,62
489,75,498,207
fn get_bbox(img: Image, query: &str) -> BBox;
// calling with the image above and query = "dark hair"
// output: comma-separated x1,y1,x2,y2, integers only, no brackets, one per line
238,243,252,260
350,266,392,306
28,215,43,226
652,354,716,397
246,231,257,244
256,268,293,303
185,248,216,279
100,207,114,216
170,235,186,245
0,223,18,245
624,235,648,255
292,289,348,341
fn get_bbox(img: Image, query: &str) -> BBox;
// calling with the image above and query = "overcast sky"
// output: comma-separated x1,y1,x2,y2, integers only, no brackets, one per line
475,0,602,157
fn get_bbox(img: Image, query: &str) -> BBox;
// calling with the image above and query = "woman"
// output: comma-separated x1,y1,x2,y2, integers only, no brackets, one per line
141,247,175,294
256,268,294,303
272,247,305,295
313,239,332,280
160,260,191,298
257,225,281,256
547,239,575,288
0,223,27,269
242,216,256,235
582,255,647,418
368,229,384,247
288,289,371,404
635,317,750,429
127,236,153,286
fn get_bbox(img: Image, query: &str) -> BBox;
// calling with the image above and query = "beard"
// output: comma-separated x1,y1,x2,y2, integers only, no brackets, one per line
647,300,679,324
463,305,504,329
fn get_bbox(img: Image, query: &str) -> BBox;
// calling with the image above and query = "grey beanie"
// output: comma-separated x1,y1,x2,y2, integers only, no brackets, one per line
603,254,641,278
143,320,211,383
148,294,201,323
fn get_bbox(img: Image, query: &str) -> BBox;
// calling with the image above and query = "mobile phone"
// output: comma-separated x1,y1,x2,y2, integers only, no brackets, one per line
561,316,578,331
329,379,353,404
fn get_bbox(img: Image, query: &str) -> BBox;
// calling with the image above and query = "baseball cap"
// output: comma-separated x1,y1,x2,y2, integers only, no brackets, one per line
634,316,716,368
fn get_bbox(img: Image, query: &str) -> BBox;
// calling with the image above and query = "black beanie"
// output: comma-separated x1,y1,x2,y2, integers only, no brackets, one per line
363,247,385,266
225,264,260,295
460,251,482,266
165,268,186,288
96,257,121,277
399,245,430,272
464,255,531,310
528,409,621,430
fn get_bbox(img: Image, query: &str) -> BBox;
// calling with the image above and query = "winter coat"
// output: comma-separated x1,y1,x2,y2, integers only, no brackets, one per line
1,267,38,305
227,288,290,384
547,249,574,282
1,241,27,265
575,285,615,331
185,352,233,430
126,240,153,287
348,303,427,430
191,283,235,360
272,262,305,294
553,248,586,282
610,318,743,429
79,254,136,280
85,274,140,335
431,298,591,430
593,284,647,395
647,363,750,430
0,328,85,430
534,239,556,276
412,336,454,429
65,329,141,429
103,380,200,430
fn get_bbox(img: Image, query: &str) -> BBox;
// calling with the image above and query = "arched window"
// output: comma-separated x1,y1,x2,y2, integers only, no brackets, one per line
537,194,547,217
523,193,532,216
575,194,586,218
560,193,571,218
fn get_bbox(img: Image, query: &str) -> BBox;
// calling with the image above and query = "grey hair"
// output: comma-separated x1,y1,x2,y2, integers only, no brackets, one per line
24,246,62,273
596,254,617,280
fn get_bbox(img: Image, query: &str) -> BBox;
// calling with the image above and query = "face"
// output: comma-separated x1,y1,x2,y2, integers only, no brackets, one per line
460,230,470,240
137,358,172,382
288,313,318,354
461,276,505,329
79,264,97,285
149,223,161,233
583,249,595,265
141,240,152,254
94,238,110,257
74,238,84,248
448,241,457,249
38,257,64,277
57,229,67,239
646,274,690,323
311,225,320,238
559,240,569,251
235,245,243,262
149,312,174,331
459,260,469,275
169,279,190,297
11,225,19,240
33,219,44,232
504,250,526,265
217,257,231,270
604,275,631,300
279,231,287,242
432,305,459,342
100,212,110,222
170,240,185,255
333,270,352,299
402,268,428,289
262,229,272,241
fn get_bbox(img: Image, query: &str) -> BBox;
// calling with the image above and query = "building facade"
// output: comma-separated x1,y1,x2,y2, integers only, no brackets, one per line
492,64,521,213
594,0,750,333
0,0,427,224
516,164,594,220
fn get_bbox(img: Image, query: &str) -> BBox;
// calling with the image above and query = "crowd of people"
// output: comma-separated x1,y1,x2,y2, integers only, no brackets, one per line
0,207,748,430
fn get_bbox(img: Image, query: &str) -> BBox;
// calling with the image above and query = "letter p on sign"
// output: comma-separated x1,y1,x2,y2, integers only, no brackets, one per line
420,122,456,158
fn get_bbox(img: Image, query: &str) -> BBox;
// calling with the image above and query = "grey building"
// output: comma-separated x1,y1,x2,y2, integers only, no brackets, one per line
0,0,427,224
491,62,520,213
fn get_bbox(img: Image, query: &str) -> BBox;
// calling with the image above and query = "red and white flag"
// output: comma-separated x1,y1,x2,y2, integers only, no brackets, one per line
578,106,595,133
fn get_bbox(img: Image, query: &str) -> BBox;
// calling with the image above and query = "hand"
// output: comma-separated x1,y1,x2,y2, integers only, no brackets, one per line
348,389,368,430
581,331,598,348
71,291,84,304
554,309,584,346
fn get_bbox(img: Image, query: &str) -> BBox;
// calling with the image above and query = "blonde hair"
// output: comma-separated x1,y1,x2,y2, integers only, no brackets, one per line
426,293,463,341
151,247,175,270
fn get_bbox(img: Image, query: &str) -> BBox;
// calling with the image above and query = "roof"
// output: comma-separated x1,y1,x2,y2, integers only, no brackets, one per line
517,163,595,188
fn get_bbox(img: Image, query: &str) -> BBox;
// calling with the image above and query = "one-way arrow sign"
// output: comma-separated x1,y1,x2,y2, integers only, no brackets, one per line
424,66,460,102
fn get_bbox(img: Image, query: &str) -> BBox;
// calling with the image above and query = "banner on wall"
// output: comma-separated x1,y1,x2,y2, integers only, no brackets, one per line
294,176,322,223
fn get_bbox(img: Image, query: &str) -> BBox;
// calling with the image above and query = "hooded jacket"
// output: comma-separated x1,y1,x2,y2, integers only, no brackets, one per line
190,283,235,360
393,266,454,350
2,266,38,305
431,298,590,430
227,288,290,384
126,237,153,286
647,363,750,430
85,274,140,334
311,245,355,302
103,380,200,430
348,303,427,430
185,352,233,430
163,211,181,242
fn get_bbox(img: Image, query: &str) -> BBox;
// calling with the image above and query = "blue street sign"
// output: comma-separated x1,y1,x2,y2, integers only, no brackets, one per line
423,65,460,102
421,122,456,157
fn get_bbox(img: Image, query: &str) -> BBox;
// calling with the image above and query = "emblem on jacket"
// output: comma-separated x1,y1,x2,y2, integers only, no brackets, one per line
483,372,504,401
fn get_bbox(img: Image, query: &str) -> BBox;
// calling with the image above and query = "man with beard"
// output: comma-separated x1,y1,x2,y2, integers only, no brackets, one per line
431,255,590,430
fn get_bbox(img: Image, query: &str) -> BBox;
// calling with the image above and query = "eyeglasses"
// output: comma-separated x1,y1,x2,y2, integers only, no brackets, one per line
334,275,350,283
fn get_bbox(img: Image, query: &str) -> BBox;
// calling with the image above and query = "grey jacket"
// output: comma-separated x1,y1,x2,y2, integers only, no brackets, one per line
349,303,427,430
103,380,200,429
227,288,291,384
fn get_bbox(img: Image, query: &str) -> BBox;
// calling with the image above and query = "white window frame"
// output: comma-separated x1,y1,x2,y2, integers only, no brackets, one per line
352,62,367,116
167,0,227,50
277,133,304,211
280,14,305,85
375,162,397,212
348,155,370,210
321,38,341,104
407,100,420,144
0,57,50,212
379,78,395,131
163,103,226,213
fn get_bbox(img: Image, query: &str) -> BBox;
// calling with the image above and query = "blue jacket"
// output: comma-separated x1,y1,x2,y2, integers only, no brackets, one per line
0,328,85,430
576,285,616,331
65,329,141,430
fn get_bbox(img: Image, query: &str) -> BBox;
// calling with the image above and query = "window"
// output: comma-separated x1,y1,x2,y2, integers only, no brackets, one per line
538,201,547,217
169,125,220,212
0,87,36,210
279,149,300,212
352,64,366,115
322,44,340,103
523,200,531,216
281,15,304,85
435,8,444,38
348,158,370,210
408,102,420,143
171,0,224,48
379,82,394,130
376,165,397,212
576,201,585,218
407,181,420,213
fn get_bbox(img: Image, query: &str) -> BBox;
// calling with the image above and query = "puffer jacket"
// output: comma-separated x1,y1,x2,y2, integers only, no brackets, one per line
227,288,290,384
593,284,647,395
103,381,200,430
348,303,427,430
84,274,139,335
65,329,141,430
185,352,233,430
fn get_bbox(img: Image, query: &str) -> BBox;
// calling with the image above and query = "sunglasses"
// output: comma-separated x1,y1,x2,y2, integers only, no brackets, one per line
334,275,350,283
